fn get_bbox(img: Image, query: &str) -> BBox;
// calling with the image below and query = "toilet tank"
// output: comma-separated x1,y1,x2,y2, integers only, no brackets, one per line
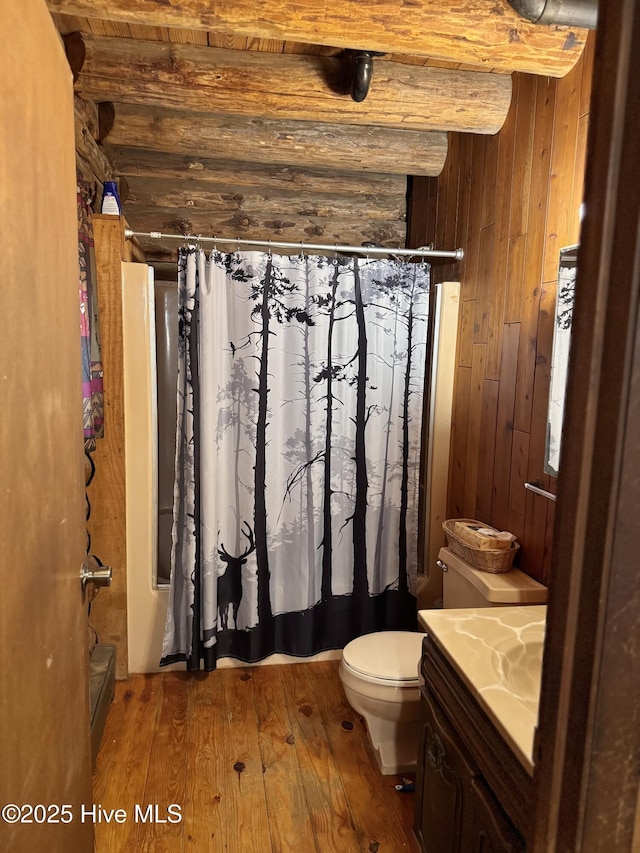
438,547,548,608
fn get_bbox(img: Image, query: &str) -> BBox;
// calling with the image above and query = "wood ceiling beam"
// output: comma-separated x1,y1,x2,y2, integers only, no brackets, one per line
124,177,406,222
125,208,407,252
103,104,448,176
69,34,512,134
45,0,587,77
107,147,408,198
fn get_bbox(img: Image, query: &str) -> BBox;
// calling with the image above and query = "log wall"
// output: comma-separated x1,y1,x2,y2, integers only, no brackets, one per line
409,36,595,584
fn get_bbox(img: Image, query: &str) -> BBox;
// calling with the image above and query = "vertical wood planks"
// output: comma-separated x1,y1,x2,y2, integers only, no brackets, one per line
409,40,594,581
463,344,487,517
89,215,130,678
492,323,520,530
513,76,556,436
476,379,500,519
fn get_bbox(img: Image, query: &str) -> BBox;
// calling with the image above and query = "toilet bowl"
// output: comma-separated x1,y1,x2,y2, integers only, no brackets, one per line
339,630,424,775
339,547,549,776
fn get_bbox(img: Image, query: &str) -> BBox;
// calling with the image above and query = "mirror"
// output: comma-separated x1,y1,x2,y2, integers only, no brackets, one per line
545,244,578,477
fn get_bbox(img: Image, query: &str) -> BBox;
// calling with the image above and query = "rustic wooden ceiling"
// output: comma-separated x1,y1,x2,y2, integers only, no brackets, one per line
49,1,588,265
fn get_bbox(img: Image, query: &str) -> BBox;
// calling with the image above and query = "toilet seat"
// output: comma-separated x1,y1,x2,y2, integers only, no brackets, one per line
342,631,424,687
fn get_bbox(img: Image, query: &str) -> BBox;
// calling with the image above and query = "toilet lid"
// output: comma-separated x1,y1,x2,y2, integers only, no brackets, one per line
342,631,424,683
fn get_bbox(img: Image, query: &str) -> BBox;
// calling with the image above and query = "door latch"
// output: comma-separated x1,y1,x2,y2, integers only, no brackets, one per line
80,559,112,591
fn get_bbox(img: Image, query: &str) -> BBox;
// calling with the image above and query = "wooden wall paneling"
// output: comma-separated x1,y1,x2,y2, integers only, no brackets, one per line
509,430,530,519
438,133,462,284
89,214,129,678
527,281,558,492
454,136,474,283
434,156,449,254
88,17,130,38
479,133,499,229
473,223,495,345
448,367,471,518
476,379,500,519
167,27,207,44
513,275,543,436
408,40,594,581
521,490,548,581
407,176,430,247
513,78,556,436
462,344,487,517
542,63,582,285
579,33,596,119
508,75,537,245
426,181,439,251
507,508,526,546
485,89,518,381
444,134,462,253
491,323,520,530
569,114,590,245
542,500,556,585
459,136,486,302
520,280,557,576
504,234,528,324
458,301,474,369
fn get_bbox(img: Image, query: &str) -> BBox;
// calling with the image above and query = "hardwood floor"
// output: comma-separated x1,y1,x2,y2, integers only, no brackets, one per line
93,661,419,852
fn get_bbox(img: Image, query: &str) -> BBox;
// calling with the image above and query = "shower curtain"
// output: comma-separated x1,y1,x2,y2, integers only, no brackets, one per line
161,247,430,670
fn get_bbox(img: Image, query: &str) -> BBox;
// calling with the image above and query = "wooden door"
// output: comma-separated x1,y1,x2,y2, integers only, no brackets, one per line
0,2,94,851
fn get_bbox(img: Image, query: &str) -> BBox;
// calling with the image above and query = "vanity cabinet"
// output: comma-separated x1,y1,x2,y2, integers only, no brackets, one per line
415,636,530,852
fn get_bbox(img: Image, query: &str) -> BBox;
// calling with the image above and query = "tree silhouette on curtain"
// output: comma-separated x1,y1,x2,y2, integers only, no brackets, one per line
162,249,430,670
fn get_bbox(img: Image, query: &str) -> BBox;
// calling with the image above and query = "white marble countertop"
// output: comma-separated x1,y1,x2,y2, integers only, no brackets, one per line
417,605,547,774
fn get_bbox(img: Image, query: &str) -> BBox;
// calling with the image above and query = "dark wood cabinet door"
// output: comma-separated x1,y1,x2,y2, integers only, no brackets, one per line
466,778,526,853
415,688,477,853
415,687,526,853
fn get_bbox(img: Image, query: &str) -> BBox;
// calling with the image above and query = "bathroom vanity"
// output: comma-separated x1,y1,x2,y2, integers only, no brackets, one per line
415,606,546,852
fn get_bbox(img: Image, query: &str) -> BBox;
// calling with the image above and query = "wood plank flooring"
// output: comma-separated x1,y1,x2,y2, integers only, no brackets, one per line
93,661,419,852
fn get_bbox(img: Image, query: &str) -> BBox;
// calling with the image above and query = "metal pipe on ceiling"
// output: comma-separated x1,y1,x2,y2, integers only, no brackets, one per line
507,0,597,28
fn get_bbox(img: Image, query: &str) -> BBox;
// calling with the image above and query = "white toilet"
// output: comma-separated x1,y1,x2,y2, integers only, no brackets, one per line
339,546,548,775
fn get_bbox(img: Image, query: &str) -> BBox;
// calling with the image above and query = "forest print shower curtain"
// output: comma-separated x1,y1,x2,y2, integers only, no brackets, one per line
161,248,430,670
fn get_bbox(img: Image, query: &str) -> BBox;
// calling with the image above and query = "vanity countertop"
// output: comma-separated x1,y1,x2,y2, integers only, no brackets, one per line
417,605,547,774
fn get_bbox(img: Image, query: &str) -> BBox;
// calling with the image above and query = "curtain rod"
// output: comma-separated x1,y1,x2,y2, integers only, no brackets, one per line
124,229,464,261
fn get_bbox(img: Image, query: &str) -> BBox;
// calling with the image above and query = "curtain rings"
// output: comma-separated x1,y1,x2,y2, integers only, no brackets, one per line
267,239,272,258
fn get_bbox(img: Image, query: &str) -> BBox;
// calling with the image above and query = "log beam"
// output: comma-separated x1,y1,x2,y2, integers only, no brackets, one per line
74,101,115,187
45,0,587,77
124,177,406,222
103,104,448,176
69,34,512,134
126,207,407,257
107,147,408,198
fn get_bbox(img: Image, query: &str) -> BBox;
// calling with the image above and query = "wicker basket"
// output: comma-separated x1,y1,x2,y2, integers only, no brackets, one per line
442,519,519,574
